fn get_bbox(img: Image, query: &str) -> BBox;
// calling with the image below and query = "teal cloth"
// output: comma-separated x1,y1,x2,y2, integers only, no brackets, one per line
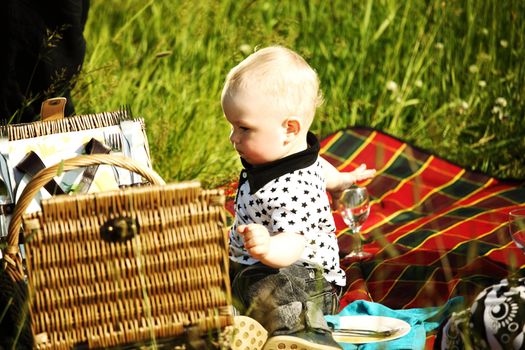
324,297,464,350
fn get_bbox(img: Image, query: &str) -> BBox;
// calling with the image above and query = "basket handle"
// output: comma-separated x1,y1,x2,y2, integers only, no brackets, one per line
4,154,165,253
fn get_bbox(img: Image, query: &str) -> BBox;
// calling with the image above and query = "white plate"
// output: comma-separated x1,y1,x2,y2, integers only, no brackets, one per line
332,315,411,344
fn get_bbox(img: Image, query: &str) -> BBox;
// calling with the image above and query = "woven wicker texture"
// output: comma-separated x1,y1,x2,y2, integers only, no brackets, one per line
3,155,232,349
1,109,144,141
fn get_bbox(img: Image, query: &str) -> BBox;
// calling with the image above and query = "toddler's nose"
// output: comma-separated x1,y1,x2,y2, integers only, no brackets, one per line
229,130,238,145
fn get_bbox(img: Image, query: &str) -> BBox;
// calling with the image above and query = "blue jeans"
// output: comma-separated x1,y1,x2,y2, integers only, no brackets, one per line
230,261,341,336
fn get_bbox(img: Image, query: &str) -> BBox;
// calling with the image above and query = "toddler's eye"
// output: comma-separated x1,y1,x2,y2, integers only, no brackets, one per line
240,126,250,131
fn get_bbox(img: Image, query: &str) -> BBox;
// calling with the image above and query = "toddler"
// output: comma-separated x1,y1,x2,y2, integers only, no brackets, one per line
222,46,375,350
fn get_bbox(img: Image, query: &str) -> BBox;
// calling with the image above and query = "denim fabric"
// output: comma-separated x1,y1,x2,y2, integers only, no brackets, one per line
230,262,340,336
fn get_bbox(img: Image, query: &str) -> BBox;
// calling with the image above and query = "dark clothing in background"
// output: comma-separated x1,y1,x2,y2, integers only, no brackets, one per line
0,0,90,123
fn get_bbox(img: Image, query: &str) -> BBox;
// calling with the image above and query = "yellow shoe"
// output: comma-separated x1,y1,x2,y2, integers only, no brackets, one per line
229,315,268,350
263,330,342,350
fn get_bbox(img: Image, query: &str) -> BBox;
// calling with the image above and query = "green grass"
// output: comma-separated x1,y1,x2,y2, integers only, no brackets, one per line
74,0,525,187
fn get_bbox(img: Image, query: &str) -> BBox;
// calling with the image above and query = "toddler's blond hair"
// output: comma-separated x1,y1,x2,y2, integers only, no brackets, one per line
221,46,323,127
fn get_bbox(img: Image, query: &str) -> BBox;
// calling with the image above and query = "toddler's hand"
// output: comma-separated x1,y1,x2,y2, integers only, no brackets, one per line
330,164,376,209
348,163,376,183
238,224,271,260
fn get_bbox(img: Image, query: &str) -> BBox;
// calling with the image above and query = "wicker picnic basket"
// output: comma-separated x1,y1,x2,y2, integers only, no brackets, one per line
1,154,232,349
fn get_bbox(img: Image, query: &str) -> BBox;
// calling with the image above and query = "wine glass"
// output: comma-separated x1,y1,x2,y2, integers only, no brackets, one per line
338,186,372,260
509,208,525,252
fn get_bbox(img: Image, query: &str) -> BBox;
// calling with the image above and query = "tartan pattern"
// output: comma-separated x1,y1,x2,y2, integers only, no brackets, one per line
322,127,525,311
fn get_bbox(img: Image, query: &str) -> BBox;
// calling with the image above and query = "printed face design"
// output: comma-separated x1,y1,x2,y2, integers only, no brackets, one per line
223,88,291,166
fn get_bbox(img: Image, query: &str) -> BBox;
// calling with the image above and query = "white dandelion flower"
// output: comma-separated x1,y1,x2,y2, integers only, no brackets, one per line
435,42,444,50
386,80,398,92
495,97,507,107
500,40,509,48
415,79,423,88
239,44,252,55
478,80,486,88
469,65,479,74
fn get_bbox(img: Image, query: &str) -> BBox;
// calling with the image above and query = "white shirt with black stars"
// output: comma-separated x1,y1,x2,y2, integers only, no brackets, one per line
229,135,346,286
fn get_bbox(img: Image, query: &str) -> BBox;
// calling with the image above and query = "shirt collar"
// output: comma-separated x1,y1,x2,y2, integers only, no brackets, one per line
239,132,320,194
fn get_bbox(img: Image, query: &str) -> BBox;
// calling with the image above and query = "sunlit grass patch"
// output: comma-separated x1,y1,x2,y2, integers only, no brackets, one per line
75,0,524,186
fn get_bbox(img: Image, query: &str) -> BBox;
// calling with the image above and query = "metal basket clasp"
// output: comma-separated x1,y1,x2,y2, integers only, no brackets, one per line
100,217,138,243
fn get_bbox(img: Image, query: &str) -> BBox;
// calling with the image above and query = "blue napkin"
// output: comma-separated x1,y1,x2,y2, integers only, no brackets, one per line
324,297,463,350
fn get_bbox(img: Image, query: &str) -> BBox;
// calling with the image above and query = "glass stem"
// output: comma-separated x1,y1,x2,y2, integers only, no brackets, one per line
353,228,363,253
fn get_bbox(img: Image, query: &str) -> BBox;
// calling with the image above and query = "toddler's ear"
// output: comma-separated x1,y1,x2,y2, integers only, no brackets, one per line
284,116,302,141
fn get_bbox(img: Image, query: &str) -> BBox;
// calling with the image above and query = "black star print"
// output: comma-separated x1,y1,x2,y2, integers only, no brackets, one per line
285,177,291,182
310,197,316,203
270,188,276,192
298,171,303,176
280,203,286,207
302,202,308,208
255,212,262,218
282,187,288,193
322,261,328,266
301,217,307,222
320,242,325,248
288,220,295,225
291,209,297,214
291,196,298,202
262,220,269,226
261,209,267,215
308,254,315,259
243,215,249,221
249,200,254,206
317,208,322,213
310,223,316,229
280,212,287,218
310,239,316,245
277,227,284,232
304,190,310,195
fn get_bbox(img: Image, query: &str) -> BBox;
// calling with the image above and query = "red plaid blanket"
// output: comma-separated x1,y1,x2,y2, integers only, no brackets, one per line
321,127,525,311
224,127,525,346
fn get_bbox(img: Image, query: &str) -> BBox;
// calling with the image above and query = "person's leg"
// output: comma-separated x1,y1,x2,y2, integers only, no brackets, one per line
262,264,342,350
231,262,341,350
228,262,269,350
